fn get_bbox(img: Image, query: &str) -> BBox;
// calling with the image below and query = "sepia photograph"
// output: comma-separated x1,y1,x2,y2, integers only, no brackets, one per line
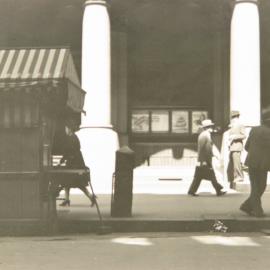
0,0,270,269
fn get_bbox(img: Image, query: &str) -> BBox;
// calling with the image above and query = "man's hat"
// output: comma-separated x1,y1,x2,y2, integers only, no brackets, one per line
230,110,240,118
201,119,215,128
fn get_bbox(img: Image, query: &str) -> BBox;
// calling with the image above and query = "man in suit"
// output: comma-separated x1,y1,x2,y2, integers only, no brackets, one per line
188,119,226,196
240,110,270,217
227,111,246,189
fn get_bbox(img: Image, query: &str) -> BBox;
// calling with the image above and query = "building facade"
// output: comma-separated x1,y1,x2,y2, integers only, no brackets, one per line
0,0,269,186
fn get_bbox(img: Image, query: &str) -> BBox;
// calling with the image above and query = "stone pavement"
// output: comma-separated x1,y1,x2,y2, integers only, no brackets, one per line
56,167,270,234
1,233,270,270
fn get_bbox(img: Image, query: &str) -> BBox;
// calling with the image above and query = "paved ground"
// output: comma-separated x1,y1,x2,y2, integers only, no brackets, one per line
2,166,270,235
1,232,270,270
55,167,270,233
59,166,270,221
58,192,270,221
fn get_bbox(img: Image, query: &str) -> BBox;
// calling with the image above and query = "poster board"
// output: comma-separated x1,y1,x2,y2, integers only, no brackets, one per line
192,110,208,134
172,110,189,133
131,110,150,133
151,110,169,133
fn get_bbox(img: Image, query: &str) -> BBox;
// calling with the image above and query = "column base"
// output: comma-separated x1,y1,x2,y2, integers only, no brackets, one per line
77,127,119,193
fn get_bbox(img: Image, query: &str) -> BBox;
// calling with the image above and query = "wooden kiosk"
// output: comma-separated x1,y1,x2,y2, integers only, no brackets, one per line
0,47,85,234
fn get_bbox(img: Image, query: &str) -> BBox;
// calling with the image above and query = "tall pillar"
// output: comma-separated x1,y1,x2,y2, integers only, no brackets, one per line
230,0,260,126
221,0,260,187
78,0,119,193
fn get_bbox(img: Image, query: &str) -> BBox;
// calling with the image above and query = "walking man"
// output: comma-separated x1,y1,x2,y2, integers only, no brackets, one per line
227,110,246,188
188,119,226,196
240,109,270,217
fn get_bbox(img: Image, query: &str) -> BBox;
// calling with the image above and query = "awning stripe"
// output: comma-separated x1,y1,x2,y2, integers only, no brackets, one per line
0,50,15,78
38,49,50,78
0,50,7,75
26,49,39,79
0,51,9,75
17,49,30,77
43,49,56,78
53,48,67,78
32,49,46,79
21,49,37,79
7,50,20,78
49,49,61,77
0,51,7,71
10,50,26,79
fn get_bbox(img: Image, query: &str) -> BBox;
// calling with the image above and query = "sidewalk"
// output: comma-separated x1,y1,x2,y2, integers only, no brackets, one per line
57,167,270,234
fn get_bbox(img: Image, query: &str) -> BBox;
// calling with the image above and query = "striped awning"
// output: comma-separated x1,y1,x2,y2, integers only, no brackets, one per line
0,48,79,81
0,47,85,113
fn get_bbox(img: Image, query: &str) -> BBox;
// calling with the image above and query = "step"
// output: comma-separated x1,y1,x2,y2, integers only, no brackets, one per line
57,217,270,234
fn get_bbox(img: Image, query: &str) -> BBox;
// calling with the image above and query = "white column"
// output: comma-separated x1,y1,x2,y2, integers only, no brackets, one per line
230,0,260,126
81,0,111,127
78,0,119,193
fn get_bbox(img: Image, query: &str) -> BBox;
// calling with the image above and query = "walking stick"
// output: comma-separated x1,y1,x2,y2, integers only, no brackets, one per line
87,169,112,235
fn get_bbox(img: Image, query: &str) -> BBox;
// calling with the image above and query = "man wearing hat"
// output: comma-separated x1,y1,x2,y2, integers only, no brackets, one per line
188,119,226,196
227,110,246,188
240,108,270,217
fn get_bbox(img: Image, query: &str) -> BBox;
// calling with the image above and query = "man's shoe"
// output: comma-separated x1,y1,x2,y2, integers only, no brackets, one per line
217,191,226,196
59,199,70,207
188,192,198,197
239,204,265,217
242,165,248,172
229,182,236,189
240,205,252,215
250,211,265,218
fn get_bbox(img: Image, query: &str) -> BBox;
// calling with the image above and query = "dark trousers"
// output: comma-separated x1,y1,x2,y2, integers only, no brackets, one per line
188,165,223,195
241,167,267,215
227,151,244,184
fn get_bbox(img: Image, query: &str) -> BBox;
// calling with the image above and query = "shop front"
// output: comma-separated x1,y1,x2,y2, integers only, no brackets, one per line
0,0,268,194
108,0,263,168
0,47,85,232
110,0,231,167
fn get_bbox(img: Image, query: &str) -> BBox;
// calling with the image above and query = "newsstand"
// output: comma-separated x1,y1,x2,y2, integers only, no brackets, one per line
0,47,85,235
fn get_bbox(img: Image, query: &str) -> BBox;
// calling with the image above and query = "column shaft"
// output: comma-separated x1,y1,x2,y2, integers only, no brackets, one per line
78,0,119,192
230,1,260,126
81,1,111,127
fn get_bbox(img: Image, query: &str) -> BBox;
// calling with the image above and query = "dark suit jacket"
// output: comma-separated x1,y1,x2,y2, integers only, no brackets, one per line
197,129,213,164
245,125,270,170
61,134,85,169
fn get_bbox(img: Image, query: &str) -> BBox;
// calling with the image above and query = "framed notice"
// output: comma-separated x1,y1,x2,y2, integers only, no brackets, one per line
151,110,169,133
192,110,208,134
131,110,150,133
172,110,189,133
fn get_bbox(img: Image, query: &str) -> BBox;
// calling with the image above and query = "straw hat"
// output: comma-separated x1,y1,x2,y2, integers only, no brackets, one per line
230,110,240,118
201,119,215,128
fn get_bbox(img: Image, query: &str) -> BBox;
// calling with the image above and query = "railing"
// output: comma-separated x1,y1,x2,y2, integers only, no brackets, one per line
143,156,197,167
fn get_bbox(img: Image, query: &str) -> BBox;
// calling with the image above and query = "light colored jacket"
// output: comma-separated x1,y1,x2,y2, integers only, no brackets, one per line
228,120,246,152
